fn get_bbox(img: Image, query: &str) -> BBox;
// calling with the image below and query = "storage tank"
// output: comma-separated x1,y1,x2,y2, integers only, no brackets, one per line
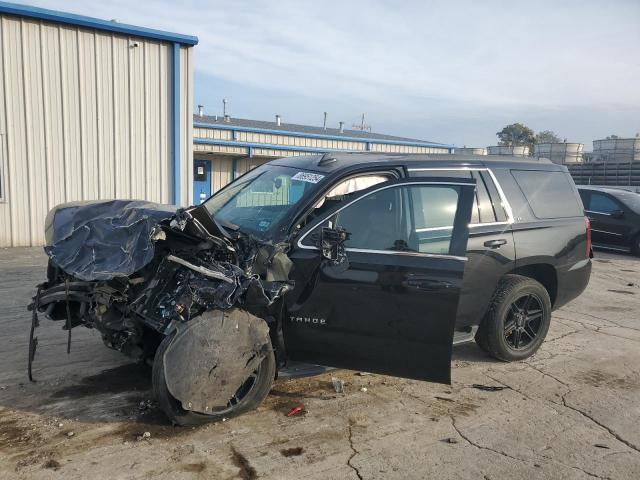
534,143,583,164
455,147,487,155
487,145,529,156
591,137,640,163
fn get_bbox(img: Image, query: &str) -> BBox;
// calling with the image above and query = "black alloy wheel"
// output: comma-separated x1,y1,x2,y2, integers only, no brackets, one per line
475,274,552,362
503,293,544,350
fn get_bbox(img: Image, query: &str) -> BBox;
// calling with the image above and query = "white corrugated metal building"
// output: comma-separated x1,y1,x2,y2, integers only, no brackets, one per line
0,1,197,247
190,112,453,203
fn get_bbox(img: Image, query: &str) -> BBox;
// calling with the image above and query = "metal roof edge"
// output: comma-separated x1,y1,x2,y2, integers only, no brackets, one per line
193,121,453,149
194,138,355,154
0,1,199,45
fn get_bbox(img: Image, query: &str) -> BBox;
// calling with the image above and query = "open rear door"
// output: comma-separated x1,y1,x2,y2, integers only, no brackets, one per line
284,178,476,384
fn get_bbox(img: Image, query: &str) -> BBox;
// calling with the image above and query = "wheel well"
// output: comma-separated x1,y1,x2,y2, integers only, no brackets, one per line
508,264,558,306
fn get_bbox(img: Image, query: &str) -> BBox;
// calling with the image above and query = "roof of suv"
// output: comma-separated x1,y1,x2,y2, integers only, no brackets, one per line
271,152,564,174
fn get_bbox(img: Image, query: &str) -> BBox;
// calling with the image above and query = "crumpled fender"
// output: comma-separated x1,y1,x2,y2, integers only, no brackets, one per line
162,309,271,413
44,200,176,281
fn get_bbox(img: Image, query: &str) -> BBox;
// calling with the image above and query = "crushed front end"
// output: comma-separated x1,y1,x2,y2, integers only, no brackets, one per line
28,199,294,421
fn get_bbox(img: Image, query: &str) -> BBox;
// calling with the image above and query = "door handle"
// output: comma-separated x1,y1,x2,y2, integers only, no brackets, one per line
484,239,507,249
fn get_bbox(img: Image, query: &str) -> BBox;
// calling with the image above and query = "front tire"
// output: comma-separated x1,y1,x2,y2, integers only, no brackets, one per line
152,332,276,426
475,274,551,362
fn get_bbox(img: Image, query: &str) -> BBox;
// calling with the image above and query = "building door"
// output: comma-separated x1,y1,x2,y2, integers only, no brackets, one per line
193,159,212,205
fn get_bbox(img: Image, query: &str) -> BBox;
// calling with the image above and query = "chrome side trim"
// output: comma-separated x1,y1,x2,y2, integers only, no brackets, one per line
469,221,511,229
298,241,468,262
415,226,453,233
345,248,467,262
418,222,512,232
585,210,612,216
591,228,622,236
485,168,515,224
406,167,515,224
592,243,630,253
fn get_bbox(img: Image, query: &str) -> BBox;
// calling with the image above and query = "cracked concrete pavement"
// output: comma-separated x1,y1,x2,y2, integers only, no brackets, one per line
0,247,639,479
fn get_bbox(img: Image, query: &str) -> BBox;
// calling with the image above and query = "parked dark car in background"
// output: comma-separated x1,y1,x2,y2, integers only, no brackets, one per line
30,153,592,425
578,186,640,255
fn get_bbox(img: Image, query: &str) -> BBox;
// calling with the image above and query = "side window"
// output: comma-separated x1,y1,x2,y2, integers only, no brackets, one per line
322,184,461,255
407,169,510,224
408,170,479,223
472,171,494,223
310,173,394,219
480,171,508,222
334,186,405,251
409,185,460,254
511,170,584,219
588,193,620,214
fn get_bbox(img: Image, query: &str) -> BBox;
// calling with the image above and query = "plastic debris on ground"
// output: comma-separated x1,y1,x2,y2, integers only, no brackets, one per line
286,405,304,417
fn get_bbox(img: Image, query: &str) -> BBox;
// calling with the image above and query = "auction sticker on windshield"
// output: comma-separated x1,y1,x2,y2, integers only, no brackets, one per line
291,172,325,183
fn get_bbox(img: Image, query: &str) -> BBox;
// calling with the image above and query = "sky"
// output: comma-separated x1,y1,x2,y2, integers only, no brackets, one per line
28,0,640,149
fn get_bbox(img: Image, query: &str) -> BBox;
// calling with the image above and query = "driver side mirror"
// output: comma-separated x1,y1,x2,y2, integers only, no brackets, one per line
611,209,625,219
320,227,351,261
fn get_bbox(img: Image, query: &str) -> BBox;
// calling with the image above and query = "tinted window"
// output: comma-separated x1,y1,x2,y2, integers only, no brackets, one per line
481,172,508,222
511,170,583,219
409,169,509,224
588,193,620,213
331,184,460,255
409,170,480,223
411,185,459,229
472,171,495,223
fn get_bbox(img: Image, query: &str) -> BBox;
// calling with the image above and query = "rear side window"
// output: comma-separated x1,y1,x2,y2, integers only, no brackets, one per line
511,170,583,219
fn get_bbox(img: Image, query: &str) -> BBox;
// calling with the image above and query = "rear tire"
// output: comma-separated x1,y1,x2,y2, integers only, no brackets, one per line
475,274,551,362
152,331,276,426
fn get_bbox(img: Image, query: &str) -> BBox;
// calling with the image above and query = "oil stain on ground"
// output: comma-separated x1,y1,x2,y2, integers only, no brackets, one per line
230,445,257,480
50,363,151,399
280,447,304,457
576,369,639,390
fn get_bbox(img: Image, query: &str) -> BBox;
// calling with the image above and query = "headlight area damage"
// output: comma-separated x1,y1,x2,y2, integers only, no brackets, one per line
28,200,294,421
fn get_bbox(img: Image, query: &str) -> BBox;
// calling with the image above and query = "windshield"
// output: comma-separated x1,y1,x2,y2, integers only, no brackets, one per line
203,164,326,237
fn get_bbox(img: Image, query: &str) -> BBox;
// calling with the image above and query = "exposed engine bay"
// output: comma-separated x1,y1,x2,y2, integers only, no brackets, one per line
28,200,297,414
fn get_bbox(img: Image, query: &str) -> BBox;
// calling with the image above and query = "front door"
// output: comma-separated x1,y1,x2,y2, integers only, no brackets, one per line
193,159,212,205
284,178,476,384
585,191,629,248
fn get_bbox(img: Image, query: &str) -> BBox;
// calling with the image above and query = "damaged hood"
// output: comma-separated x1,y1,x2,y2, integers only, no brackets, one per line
44,200,176,281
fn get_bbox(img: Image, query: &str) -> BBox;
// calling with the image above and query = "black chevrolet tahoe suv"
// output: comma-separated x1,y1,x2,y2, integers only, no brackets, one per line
31,153,592,425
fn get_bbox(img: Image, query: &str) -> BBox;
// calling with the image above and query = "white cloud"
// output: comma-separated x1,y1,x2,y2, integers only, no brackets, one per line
26,0,640,145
